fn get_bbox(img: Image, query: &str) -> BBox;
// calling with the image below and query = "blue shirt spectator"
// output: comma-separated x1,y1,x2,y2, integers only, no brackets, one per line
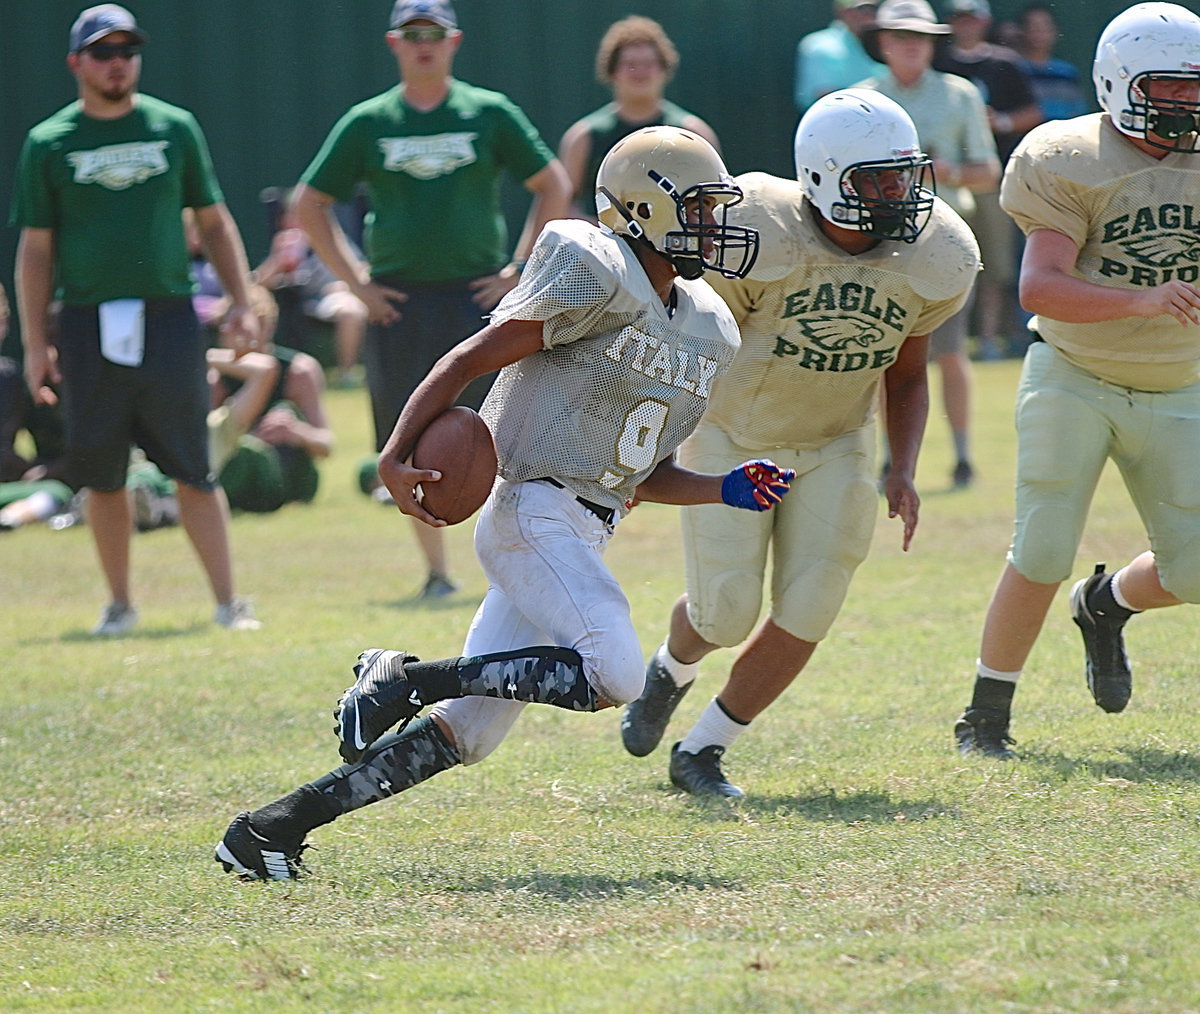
796,0,885,111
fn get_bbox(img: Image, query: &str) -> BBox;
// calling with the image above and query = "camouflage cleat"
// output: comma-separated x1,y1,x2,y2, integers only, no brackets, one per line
621,654,693,757
1070,564,1133,713
954,707,1017,760
334,648,424,764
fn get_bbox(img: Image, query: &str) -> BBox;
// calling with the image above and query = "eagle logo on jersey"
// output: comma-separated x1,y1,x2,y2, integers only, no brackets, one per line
1121,232,1200,268
66,141,170,191
796,316,887,352
378,133,478,180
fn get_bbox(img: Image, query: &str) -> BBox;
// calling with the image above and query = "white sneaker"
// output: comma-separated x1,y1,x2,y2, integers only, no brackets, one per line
92,602,138,636
214,597,261,631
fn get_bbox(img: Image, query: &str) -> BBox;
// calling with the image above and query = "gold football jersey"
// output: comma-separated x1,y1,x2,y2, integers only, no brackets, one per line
704,173,980,451
1002,113,1200,390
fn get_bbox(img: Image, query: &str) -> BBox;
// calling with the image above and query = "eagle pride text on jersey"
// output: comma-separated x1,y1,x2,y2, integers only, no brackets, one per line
1002,113,1200,390
704,174,979,450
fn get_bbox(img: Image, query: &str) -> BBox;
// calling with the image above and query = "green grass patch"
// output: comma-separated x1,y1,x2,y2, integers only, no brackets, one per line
4,362,1200,1012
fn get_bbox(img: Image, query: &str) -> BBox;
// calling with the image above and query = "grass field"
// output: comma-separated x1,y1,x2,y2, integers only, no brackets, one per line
4,359,1200,1013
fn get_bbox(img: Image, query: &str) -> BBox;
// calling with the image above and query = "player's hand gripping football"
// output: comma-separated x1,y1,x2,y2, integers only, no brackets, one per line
378,454,446,528
721,459,795,511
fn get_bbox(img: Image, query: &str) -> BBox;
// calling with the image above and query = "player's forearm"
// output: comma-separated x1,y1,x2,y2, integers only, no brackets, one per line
1020,269,1159,323
883,379,929,478
634,458,723,505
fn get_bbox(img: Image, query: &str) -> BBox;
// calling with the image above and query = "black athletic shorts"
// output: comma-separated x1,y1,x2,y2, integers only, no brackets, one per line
363,276,496,451
57,298,215,492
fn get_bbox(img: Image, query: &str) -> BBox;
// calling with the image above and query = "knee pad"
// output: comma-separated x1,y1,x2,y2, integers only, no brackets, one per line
773,559,854,643
689,569,762,647
1010,500,1082,584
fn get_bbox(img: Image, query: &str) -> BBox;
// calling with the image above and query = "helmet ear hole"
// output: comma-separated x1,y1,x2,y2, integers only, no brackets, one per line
810,171,822,187
635,202,652,219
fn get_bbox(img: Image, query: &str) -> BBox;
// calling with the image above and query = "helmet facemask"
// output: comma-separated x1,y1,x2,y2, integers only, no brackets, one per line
598,173,759,279
830,156,935,243
1119,73,1200,152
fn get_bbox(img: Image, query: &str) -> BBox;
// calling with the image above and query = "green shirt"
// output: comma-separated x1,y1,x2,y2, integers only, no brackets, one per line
301,79,554,282
11,94,224,305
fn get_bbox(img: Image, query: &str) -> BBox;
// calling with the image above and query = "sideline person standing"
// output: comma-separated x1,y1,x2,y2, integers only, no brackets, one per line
954,3,1200,759
294,0,571,601
12,3,262,635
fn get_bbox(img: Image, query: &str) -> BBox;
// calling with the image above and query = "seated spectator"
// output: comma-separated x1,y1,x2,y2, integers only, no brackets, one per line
208,286,333,510
127,347,282,525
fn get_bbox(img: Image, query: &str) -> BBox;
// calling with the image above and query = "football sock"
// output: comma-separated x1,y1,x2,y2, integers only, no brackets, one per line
1108,568,1141,614
656,640,699,688
969,662,1019,714
265,717,462,828
679,697,749,754
406,646,603,712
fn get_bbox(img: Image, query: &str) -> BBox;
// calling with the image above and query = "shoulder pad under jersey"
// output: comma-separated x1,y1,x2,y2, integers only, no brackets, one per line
890,197,982,301
527,219,647,311
727,172,814,282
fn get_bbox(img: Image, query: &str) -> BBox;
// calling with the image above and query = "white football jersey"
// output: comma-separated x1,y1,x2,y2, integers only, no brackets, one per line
1002,113,1200,390
703,173,979,451
483,220,740,516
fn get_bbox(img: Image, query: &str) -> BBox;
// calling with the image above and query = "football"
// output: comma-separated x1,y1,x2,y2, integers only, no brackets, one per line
411,406,498,525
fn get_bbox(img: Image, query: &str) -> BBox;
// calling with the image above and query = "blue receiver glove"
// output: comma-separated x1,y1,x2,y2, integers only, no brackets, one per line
721,459,795,511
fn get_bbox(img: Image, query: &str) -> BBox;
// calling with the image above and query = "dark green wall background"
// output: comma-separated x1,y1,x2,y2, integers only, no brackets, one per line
0,0,1163,335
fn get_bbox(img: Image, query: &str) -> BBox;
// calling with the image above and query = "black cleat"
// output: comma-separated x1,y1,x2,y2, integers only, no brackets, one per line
1070,564,1133,713
215,811,308,881
954,707,1017,760
952,460,975,489
334,648,423,764
668,742,744,798
621,654,694,757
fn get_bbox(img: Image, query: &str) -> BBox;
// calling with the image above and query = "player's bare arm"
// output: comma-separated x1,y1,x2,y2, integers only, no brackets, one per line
469,160,573,311
14,227,60,405
1021,228,1200,326
294,183,407,325
634,456,794,511
880,332,930,552
378,318,544,525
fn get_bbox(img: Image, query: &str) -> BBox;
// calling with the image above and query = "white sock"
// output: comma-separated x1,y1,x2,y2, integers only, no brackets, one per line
656,641,699,688
976,659,1021,683
1110,567,1138,612
679,698,748,754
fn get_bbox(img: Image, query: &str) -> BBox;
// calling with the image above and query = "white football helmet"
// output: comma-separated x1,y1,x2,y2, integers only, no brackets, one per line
794,88,935,243
596,126,759,279
1093,2,1200,152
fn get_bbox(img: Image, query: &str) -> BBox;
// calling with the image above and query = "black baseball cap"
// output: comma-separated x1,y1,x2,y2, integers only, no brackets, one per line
69,4,148,54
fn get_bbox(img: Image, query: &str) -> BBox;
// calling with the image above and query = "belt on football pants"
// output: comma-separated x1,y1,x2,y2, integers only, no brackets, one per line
533,477,616,525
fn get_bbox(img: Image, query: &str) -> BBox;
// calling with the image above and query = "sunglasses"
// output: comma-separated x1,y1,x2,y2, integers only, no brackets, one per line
83,43,142,61
395,25,451,43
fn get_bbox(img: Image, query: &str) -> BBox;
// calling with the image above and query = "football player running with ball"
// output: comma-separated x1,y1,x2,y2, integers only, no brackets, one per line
955,3,1200,760
216,127,794,879
621,89,980,797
